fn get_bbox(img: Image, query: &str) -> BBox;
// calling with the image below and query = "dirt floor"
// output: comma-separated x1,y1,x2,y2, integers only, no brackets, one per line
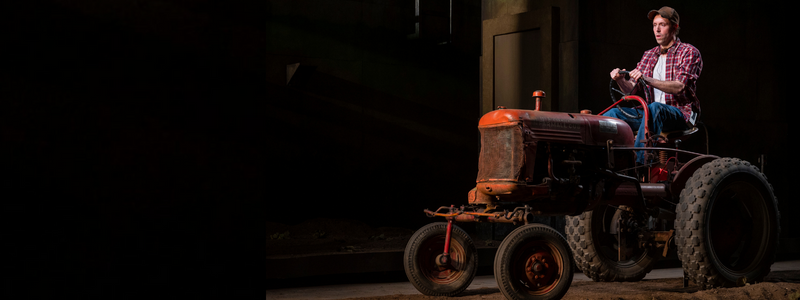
336,271,800,300
268,218,800,300
266,218,415,257
336,273,800,300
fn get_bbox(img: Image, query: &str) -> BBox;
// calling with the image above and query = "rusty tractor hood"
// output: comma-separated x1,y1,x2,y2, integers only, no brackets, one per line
479,109,634,147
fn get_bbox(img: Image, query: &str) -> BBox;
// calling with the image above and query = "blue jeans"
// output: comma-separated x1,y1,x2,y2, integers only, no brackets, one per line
603,102,688,164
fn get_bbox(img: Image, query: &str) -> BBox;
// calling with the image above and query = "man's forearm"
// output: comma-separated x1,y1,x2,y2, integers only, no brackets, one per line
643,77,685,94
616,78,638,94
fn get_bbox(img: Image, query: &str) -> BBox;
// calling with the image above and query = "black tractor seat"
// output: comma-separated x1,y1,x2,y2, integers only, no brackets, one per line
659,126,699,143
633,123,699,146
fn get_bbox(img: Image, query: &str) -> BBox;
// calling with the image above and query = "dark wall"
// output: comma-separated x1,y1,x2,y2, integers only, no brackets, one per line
267,0,483,229
5,0,264,297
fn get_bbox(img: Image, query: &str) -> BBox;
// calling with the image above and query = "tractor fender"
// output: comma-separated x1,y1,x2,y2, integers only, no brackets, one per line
669,154,719,196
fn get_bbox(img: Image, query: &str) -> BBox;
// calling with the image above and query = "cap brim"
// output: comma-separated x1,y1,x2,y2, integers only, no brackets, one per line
647,10,660,20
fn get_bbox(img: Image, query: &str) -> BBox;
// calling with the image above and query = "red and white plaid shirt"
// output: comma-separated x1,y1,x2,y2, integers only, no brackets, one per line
633,38,703,123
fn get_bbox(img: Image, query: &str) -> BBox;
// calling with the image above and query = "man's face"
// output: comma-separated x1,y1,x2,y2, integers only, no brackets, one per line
652,15,674,47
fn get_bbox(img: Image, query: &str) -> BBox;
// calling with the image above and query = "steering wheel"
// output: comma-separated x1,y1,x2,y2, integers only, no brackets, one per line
608,70,647,119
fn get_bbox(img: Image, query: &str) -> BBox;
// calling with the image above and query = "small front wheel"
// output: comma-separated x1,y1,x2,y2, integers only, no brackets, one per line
494,223,574,300
403,222,478,296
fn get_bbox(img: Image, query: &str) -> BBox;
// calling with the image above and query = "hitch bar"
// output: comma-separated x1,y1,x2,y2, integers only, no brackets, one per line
424,205,533,224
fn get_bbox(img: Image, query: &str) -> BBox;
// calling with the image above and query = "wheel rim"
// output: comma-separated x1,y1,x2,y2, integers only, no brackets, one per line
417,235,467,284
511,239,563,295
707,176,771,276
596,206,653,267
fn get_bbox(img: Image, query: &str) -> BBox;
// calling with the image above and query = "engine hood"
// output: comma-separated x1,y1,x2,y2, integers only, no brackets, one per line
478,109,634,147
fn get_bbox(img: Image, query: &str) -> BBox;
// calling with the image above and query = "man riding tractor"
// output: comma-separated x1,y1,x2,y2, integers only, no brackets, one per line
402,6,779,300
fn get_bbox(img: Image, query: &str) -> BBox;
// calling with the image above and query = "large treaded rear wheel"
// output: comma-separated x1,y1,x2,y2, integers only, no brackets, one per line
565,204,660,282
676,157,780,289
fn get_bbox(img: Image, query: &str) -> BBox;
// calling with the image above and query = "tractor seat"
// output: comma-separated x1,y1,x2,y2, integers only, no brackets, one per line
633,125,698,145
658,124,699,146
660,126,698,140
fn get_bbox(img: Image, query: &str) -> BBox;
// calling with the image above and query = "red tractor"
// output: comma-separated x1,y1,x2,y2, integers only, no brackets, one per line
403,87,780,300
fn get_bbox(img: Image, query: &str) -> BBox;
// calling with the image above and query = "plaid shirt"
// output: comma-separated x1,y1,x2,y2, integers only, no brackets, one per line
633,38,703,123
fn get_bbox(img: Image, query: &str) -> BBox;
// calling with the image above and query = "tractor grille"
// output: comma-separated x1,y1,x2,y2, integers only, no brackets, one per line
477,124,524,182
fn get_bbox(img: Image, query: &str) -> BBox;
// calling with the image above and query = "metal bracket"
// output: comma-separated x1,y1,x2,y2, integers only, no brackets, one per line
606,140,615,169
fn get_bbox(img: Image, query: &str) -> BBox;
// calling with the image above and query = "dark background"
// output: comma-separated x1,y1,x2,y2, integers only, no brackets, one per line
5,0,263,298
3,0,793,297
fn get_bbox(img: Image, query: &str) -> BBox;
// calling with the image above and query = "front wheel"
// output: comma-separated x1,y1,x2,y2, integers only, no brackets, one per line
403,222,478,296
676,157,780,289
494,223,574,300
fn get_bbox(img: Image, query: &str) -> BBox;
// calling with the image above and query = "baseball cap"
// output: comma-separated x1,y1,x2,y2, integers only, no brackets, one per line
648,6,679,26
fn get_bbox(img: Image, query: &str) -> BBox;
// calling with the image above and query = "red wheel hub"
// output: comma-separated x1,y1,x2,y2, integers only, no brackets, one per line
524,250,557,287
513,241,563,295
418,236,466,284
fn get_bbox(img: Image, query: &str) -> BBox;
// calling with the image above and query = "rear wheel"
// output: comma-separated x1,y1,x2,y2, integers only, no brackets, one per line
403,222,478,296
494,223,573,300
566,204,660,282
676,157,780,289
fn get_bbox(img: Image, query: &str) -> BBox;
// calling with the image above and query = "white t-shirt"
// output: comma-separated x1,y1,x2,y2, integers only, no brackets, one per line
652,54,696,125
653,55,666,104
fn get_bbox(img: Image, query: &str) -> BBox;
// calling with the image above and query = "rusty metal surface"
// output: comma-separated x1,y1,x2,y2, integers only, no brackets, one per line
476,123,525,182
424,206,529,224
478,109,634,147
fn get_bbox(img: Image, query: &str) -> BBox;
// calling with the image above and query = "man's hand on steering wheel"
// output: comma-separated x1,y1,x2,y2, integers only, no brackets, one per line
627,69,643,82
610,68,626,81
610,68,643,83
608,68,646,120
